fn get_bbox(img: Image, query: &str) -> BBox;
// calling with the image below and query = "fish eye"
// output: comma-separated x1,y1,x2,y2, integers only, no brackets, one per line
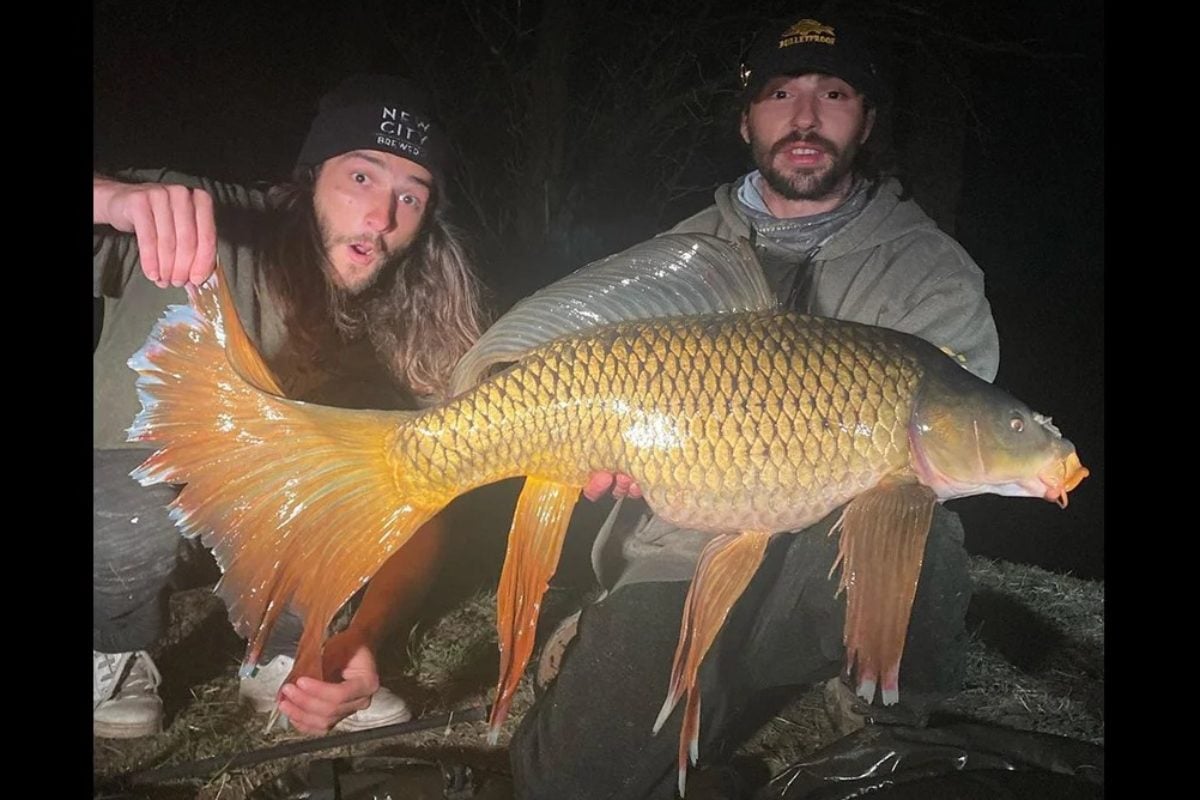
1010,415,1024,433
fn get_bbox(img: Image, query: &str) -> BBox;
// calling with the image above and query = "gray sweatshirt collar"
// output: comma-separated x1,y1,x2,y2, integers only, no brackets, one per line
734,171,874,259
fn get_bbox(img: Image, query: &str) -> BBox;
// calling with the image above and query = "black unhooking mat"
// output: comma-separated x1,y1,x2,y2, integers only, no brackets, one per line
757,718,1103,799
240,719,1102,799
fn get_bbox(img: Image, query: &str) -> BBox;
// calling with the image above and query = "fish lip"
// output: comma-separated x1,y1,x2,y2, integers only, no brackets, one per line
1038,452,1089,509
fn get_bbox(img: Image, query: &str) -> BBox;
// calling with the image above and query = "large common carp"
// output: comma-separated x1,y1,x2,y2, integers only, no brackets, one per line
126,234,1087,794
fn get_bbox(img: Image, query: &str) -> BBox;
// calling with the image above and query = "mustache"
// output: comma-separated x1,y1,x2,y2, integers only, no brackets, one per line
770,131,840,158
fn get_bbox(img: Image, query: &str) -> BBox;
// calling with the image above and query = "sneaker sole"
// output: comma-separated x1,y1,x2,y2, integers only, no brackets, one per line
94,718,163,739
244,701,412,733
332,708,413,733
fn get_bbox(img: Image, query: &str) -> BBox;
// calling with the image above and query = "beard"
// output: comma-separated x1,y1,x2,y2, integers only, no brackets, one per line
315,212,398,297
751,129,863,203
313,212,408,340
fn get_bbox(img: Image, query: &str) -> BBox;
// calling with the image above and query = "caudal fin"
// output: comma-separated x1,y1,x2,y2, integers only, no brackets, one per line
127,266,444,681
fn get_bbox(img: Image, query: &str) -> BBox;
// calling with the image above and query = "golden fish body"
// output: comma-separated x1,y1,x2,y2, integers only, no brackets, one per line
402,310,922,534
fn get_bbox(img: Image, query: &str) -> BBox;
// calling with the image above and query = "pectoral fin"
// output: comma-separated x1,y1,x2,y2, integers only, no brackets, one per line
829,483,938,705
654,530,771,797
488,477,581,742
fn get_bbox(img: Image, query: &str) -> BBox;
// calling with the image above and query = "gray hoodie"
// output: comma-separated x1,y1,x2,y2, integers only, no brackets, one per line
667,176,998,382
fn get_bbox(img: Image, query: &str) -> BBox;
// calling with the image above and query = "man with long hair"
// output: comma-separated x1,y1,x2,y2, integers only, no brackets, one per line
93,75,487,738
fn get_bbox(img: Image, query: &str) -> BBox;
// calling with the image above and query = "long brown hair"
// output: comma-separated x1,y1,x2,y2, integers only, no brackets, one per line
264,169,488,401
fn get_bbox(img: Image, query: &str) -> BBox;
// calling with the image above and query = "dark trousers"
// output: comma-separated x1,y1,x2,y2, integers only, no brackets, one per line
93,448,301,658
510,505,970,800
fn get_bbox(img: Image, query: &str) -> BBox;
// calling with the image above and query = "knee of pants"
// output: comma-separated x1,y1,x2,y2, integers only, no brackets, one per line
510,583,690,800
95,450,186,593
901,507,972,693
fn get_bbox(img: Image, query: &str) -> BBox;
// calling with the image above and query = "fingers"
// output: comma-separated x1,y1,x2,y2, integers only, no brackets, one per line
165,185,195,287
583,472,615,502
117,183,214,289
124,191,164,287
161,185,216,287
612,473,643,499
583,472,643,502
279,642,382,734
277,673,377,735
149,188,177,287
190,188,217,285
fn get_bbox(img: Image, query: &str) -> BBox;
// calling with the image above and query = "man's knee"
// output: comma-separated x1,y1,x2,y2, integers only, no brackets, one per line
511,583,687,799
902,506,972,695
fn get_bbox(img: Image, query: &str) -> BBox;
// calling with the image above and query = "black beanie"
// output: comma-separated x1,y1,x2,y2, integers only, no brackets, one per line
295,74,450,187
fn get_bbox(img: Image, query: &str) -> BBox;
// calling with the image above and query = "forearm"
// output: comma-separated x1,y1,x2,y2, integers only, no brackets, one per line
94,169,183,223
93,174,123,226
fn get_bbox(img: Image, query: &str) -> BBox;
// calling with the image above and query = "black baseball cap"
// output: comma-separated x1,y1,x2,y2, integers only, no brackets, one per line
740,14,887,105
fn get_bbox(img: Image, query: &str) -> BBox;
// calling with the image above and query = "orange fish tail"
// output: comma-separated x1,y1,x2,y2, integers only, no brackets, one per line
128,267,452,683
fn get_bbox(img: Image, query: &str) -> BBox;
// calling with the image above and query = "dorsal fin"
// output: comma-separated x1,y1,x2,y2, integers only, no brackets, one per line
450,233,775,395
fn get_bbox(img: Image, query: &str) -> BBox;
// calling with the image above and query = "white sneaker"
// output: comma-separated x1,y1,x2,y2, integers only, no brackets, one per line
238,655,413,732
93,650,164,739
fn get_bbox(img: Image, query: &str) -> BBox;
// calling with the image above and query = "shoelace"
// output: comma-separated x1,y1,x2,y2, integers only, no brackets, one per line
124,651,163,693
93,651,162,708
94,651,132,707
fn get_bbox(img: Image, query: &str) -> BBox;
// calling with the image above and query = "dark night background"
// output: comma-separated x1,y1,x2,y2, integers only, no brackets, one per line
93,0,1104,580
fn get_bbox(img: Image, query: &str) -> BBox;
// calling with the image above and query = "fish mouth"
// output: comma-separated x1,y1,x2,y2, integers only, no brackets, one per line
1038,451,1089,508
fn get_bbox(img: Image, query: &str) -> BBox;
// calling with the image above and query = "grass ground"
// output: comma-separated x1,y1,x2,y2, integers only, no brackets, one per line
93,553,1103,799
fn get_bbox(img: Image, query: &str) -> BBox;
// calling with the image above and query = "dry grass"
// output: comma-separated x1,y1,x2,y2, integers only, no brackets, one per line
93,555,1103,799
739,556,1104,777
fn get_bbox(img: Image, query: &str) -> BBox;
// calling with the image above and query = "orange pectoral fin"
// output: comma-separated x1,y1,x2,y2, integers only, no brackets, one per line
653,530,771,798
829,483,937,706
488,477,581,743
